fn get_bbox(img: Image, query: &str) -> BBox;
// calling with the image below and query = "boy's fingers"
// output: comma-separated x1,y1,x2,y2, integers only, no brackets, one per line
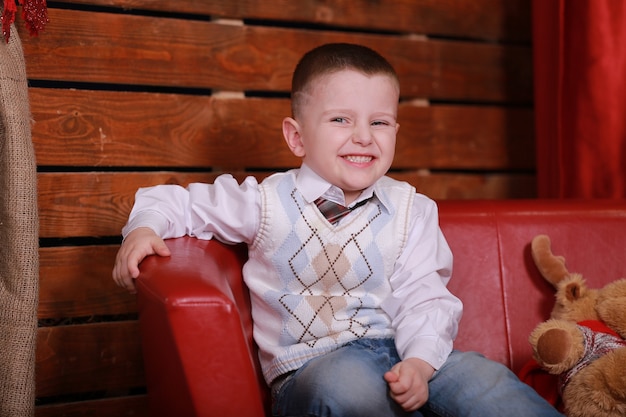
112,236,170,294
153,240,171,257
383,370,399,383
128,256,141,278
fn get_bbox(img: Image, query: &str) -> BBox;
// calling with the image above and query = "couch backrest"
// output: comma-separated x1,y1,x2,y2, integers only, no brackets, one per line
439,199,626,373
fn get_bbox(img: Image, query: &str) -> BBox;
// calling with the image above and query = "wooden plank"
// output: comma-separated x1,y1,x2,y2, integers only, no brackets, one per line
30,89,295,169
21,9,532,102
38,170,535,239
57,0,531,42
390,172,537,200
35,395,148,417
39,246,136,319
38,171,215,238
30,88,534,169
36,321,144,398
396,104,535,170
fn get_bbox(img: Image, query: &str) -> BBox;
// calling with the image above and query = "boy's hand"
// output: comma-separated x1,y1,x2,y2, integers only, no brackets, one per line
384,357,434,412
112,227,171,294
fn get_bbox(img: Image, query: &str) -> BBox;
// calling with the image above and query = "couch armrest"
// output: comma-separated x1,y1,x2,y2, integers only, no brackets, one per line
136,237,267,417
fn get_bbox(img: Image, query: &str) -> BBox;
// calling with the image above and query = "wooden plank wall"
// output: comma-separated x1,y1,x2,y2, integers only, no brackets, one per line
18,0,533,415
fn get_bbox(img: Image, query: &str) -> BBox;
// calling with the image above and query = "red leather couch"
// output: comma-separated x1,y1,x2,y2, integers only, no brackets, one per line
136,200,626,417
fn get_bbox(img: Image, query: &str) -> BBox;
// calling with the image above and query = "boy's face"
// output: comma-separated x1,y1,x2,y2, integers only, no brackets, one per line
283,69,399,204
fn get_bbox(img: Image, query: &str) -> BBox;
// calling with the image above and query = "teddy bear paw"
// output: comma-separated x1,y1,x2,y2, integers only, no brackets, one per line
529,319,585,374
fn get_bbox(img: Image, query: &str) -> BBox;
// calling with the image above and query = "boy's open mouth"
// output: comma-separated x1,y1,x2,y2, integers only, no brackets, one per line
344,155,373,163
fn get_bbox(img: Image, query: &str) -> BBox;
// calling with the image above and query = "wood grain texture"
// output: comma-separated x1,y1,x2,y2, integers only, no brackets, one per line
35,395,147,417
390,171,536,199
37,170,536,239
39,246,136,319
21,9,532,102
37,171,214,238
56,0,531,42
396,104,534,170
36,322,144,397
30,89,295,169
31,89,533,169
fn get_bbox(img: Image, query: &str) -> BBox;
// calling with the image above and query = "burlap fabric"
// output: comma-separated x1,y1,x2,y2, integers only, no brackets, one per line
0,15,39,417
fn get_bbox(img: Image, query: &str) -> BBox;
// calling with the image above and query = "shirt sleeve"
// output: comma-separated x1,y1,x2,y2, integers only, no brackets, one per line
122,174,261,245
381,195,463,370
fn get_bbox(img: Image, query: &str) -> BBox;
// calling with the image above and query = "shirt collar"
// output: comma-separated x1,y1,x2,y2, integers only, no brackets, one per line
295,164,391,211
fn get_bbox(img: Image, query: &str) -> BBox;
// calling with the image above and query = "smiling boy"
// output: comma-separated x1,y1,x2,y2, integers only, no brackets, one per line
283,59,398,206
113,43,562,417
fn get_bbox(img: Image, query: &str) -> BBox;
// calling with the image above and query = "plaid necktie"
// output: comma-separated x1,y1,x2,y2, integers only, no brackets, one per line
314,197,369,225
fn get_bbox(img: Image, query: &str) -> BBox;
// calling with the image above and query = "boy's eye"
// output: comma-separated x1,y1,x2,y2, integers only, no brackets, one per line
331,117,347,123
372,120,395,127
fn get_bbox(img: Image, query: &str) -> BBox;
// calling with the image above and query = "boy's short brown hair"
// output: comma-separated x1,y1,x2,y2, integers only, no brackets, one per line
291,43,399,119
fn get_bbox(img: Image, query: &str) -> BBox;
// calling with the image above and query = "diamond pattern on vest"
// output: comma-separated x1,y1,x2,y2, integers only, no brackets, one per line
278,190,382,347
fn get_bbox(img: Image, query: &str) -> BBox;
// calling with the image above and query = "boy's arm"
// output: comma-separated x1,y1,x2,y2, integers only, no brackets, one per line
113,183,190,293
123,176,261,243
382,196,462,370
113,175,262,293
382,197,460,409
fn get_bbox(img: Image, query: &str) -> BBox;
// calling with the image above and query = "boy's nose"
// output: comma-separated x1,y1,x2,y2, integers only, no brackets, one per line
351,123,373,144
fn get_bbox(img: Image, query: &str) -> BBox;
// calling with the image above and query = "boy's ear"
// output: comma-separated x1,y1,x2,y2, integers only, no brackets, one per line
282,117,306,157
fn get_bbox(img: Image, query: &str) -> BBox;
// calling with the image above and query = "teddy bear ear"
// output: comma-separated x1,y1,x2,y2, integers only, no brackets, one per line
531,234,571,287
564,281,582,302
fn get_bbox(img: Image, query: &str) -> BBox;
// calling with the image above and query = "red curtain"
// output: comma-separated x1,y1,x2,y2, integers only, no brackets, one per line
533,0,626,198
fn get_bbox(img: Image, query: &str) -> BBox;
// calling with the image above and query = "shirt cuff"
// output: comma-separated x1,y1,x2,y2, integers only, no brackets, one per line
121,210,170,239
402,336,452,370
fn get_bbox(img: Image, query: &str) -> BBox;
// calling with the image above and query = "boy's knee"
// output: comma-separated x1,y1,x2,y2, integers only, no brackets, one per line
284,354,394,416
444,350,500,371
437,350,526,393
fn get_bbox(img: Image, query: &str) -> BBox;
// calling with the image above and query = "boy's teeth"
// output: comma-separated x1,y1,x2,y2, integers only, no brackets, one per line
345,155,372,163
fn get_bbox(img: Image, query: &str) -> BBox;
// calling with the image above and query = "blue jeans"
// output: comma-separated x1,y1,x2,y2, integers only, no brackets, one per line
271,338,563,417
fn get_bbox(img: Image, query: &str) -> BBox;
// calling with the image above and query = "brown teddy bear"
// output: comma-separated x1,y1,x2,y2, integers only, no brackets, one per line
527,234,626,417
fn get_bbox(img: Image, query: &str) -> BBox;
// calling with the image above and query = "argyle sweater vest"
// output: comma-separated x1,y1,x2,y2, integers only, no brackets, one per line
245,170,415,384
